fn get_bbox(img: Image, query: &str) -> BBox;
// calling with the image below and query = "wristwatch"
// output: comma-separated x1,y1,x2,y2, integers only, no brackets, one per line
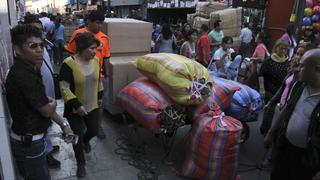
62,122,69,128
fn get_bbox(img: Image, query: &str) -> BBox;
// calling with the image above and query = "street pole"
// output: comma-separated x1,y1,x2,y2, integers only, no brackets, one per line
107,0,111,13
76,0,79,10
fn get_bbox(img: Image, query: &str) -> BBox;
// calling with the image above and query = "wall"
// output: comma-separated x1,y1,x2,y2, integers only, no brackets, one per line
265,0,295,43
111,0,140,6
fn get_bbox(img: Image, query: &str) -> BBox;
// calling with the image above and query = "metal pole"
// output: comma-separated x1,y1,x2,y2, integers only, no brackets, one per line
77,0,79,10
107,0,111,13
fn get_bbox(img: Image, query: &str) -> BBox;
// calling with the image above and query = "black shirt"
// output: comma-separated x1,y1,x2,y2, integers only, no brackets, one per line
5,57,51,135
259,57,290,95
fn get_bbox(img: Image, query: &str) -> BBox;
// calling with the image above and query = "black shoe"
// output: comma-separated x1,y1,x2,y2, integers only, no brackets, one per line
84,142,91,153
47,154,61,168
76,164,86,178
97,126,106,139
51,145,60,154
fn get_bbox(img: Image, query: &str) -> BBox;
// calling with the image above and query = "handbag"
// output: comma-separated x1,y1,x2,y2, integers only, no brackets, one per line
43,59,61,99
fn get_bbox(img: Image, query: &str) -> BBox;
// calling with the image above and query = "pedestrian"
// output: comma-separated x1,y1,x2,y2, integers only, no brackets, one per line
154,23,177,53
176,23,191,48
264,48,320,180
180,29,197,60
239,22,253,57
52,16,64,65
247,32,270,89
209,36,235,77
23,13,62,168
66,10,109,139
259,39,290,136
280,22,297,60
7,24,74,180
60,32,104,178
208,20,224,56
196,24,211,67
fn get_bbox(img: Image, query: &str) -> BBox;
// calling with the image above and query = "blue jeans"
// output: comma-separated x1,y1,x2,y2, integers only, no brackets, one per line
11,138,51,180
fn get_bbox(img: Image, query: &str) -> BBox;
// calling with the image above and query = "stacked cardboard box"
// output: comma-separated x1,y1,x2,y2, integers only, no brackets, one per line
101,18,152,114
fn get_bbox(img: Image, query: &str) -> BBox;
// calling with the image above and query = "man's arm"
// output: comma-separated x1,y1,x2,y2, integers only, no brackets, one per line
37,98,57,118
50,111,73,135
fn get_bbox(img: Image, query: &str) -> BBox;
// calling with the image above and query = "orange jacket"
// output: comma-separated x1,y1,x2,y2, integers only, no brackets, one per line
66,27,110,78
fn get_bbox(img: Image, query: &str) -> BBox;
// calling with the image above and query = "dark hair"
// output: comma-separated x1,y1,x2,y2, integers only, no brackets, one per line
24,14,42,25
87,10,105,22
286,22,295,36
75,32,100,53
182,23,190,34
201,24,209,32
161,24,172,40
185,29,197,41
11,24,43,46
213,20,221,28
244,22,249,28
222,36,233,44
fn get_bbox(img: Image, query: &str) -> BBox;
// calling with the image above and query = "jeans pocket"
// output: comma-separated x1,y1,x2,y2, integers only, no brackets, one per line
25,139,47,159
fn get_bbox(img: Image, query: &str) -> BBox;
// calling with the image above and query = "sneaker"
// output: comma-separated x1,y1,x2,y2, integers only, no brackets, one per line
97,125,106,139
76,164,86,178
84,142,91,153
47,154,61,168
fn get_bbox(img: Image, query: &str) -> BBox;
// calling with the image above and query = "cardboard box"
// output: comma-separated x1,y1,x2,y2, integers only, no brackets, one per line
102,18,153,54
102,55,145,114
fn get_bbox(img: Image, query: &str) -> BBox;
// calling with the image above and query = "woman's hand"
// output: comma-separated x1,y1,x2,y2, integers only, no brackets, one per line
77,106,88,116
63,126,74,136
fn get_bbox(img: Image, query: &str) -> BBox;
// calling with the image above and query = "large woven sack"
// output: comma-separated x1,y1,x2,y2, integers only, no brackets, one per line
223,27,241,37
193,16,210,32
191,83,239,120
232,36,241,52
209,8,242,30
179,104,242,180
132,53,213,105
196,2,228,16
213,76,264,122
117,77,186,133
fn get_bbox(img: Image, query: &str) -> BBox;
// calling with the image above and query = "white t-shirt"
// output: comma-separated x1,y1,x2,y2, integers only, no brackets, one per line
240,27,253,44
212,47,235,71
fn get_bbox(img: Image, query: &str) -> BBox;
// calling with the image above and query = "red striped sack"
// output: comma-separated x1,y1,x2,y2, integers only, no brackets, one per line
117,77,173,132
179,104,242,180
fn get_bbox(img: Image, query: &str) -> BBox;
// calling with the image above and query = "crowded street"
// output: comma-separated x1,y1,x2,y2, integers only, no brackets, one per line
0,0,320,180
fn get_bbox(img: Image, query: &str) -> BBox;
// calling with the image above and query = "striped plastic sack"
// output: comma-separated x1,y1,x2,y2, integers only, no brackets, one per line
179,104,243,180
212,76,263,122
117,77,173,132
132,53,213,105
191,84,240,121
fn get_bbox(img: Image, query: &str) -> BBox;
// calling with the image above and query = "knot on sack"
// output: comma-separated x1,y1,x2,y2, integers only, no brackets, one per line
208,103,227,127
159,105,186,136
190,78,211,100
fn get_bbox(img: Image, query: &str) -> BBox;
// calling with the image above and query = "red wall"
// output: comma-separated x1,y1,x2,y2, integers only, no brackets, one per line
265,0,295,44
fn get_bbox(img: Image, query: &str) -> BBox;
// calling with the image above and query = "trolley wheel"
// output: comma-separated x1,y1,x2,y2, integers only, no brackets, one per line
240,122,250,144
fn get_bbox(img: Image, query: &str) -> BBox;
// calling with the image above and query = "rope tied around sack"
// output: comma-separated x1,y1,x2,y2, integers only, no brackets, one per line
159,105,186,136
208,103,227,127
190,78,211,100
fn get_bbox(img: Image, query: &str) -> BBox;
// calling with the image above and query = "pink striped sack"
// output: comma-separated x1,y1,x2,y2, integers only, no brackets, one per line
179,104,242,180
117,77,173,132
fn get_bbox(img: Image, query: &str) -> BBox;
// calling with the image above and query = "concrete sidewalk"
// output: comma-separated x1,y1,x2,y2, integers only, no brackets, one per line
48,100,270,180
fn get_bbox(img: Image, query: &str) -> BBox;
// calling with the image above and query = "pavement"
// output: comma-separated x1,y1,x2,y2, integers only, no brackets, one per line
45,100,271,180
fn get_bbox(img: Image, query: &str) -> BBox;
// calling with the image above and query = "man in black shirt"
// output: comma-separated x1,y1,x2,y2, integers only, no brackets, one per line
6,24,74,180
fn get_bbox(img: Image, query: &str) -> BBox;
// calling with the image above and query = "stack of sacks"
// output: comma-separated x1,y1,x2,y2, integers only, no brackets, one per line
117,77,185,133
213,76,264,122
188,2,228,29
132,53,213,106
210,7,242,37
178,103,242,180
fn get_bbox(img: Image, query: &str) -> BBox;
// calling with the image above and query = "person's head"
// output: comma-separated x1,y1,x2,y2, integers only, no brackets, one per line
221,36,233,50
54,16,62,25
185,29,197,42
86,10,105,34
213,20,221,31
272,39,290,58
305,26,313,37
200,24,209,33
243,22,249,28
11,24,44,66
183,23,191,33
23,14,44,38
161,23,172,39
286,22,295,36
289,44,307,73
75,32,100,60
298,49,320,86
314,29,320,41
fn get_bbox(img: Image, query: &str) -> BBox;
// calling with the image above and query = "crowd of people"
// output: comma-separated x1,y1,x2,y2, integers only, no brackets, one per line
5,8,320,180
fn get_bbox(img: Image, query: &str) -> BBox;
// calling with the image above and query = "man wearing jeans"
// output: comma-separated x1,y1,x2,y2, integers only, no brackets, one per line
6,24,74,179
